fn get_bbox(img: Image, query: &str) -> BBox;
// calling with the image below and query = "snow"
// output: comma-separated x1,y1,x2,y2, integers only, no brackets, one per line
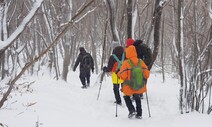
209,0,212,19
0,71,211,127
210,9,212,19
159,0,166,7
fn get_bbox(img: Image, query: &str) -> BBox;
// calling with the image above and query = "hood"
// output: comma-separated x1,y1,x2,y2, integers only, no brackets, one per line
125,45,137,59
79,47,86,52
112,46,124,59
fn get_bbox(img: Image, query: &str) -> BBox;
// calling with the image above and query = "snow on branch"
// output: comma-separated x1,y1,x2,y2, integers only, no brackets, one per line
0,0,44,52
208,0,212,19
159,0,167,7
197,69,212,80
209,6,212,19
74,7,96,24
60,0,96,28
197,39,212,63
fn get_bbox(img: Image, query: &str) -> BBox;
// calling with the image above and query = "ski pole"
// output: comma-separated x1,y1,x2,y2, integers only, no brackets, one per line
97,71,105,100
146,91,151,117
115,102,118,117
115,74,121,117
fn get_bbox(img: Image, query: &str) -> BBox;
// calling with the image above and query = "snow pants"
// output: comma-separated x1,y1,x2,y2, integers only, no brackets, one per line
124,94,142,116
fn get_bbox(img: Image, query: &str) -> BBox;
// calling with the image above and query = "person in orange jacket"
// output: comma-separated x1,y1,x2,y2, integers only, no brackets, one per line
118,44,150,119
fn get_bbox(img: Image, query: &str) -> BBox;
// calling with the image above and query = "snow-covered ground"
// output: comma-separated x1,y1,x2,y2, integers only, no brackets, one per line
0,71,211,127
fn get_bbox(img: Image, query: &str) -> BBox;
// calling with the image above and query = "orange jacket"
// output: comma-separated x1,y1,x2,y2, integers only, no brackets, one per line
117,45,150,96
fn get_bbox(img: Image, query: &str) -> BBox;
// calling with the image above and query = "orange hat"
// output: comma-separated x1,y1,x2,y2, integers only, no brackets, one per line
126,38,135,47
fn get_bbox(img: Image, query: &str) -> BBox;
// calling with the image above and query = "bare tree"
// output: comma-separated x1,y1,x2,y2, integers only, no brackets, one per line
177,0,186,114
0,0,44,108
0,0,95,108
107,0,120,44
149,0,166,70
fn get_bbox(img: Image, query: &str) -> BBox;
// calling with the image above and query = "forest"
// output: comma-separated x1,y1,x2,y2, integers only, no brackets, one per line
0,0,211,115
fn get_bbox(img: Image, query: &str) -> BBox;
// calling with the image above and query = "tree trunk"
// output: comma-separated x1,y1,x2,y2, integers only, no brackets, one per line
149,0,165,70
127,0,133,38
91,2,98,74
101,12,108,69
161,13,165,83
177,0,186,114
62,36,71,81
107,0,120,44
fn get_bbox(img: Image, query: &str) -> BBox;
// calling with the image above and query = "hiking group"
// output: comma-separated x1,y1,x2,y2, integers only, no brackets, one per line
73,38,152,119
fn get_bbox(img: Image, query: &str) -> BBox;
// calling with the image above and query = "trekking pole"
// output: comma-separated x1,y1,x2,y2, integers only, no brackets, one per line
97,71,105,100
115,102,118,117
145,91,151,117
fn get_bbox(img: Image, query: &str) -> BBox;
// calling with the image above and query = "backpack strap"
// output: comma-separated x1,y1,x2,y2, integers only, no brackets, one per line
112,53,125,69
127,59,134,67
127,59,142,67
138,59,142,66
121,52,125,62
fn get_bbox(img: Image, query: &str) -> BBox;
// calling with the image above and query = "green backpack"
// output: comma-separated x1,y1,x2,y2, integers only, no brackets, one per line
124,59,145,90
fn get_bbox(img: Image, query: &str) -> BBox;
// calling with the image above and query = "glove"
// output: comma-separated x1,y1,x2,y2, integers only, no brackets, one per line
103,66,107,72
73,68,76,72
92,68,94,73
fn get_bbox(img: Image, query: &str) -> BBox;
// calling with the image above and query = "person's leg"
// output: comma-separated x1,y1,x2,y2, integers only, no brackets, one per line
113,84,121,104
140,93,144,99
133,94,142,118
123,95,136,118
79,73,86,88
85,71,91,87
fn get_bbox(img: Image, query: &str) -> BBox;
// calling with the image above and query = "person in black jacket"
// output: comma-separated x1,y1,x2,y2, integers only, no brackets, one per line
73,47,94,88
133,40,152,70
103,46,124,105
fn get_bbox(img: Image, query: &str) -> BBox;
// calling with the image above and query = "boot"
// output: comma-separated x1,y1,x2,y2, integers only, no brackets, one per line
124,96,135,118
128,110,136,118
81,85,86,89
86,82,90,87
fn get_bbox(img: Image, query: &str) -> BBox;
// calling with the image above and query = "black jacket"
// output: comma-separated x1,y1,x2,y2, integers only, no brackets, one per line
73,50,94,73
134,40,152,69
105,46,124,72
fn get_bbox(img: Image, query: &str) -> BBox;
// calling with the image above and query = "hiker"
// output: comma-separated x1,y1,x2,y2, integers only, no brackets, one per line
126,39,152,99
103,46,124,105
133,39,152,70
73,47,94,88
117,45,150,119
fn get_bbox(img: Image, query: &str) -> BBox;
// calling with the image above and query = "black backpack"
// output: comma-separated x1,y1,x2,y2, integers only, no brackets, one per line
82,53,91,69
138,43,152,68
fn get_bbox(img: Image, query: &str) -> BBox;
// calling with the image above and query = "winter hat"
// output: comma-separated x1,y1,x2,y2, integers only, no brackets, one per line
134,39,143,46
126,38,135,47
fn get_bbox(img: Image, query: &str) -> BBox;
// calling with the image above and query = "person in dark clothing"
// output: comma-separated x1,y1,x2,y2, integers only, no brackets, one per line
73,47,94,88
133,40,152,70
103,46,124,105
